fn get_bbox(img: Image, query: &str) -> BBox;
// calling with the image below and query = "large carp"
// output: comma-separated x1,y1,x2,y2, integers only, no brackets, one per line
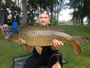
8,25,89,55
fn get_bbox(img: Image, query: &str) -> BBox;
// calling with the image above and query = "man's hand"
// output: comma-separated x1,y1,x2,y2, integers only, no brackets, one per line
17,39,34,53
51,39,64,51
17,39,26,44
4,35,9,40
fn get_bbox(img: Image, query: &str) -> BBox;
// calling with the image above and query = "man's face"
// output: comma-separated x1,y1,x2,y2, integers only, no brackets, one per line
38,13,50,26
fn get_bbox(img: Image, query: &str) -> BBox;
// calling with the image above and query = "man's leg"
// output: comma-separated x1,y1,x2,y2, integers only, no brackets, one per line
23,55,42,68
49,53,63,68
52,61,61,68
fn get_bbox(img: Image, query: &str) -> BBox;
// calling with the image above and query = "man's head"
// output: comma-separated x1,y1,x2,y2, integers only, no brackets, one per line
38,13,50,26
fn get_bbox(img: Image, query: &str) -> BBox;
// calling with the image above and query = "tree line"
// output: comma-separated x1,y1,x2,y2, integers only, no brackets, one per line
0,0,90,25
68,0,90,25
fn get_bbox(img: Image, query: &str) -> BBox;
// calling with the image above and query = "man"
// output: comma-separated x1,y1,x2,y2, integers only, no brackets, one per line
0,10,8,39
19,12,64,68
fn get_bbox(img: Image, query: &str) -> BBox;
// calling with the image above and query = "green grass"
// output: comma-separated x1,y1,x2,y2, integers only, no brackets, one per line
0,25,90,68
57,25,90,68
0,35,27,68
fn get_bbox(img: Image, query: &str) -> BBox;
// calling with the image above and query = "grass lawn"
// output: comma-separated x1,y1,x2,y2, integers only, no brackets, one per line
0,25,90,68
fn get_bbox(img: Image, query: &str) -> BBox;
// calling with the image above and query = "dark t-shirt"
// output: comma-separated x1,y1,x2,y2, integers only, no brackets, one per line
32,46,58,66
33,46,58,57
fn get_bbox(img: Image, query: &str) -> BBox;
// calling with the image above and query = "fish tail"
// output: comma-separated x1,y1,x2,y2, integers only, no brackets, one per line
68,36,89,55
69,38,81,55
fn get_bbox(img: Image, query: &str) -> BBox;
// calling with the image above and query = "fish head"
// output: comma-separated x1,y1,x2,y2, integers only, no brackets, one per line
8,30,20,41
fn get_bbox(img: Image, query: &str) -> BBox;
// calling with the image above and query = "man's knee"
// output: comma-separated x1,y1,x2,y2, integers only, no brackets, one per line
52,61,62,68
49,53,63,68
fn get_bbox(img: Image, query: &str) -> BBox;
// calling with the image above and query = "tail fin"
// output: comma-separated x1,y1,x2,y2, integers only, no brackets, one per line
69,40,81,55
69,36,89,55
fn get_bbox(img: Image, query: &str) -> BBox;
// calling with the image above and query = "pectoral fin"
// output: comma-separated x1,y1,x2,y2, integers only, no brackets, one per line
35,47,42,55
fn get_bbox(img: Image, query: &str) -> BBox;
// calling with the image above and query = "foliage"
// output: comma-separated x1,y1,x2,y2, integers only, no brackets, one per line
0,0,21,25
26,0,64,24
0,0,65,25
67,0,90,25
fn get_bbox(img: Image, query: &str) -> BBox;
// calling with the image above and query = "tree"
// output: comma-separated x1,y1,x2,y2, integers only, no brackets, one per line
1,0,65,25
22,0,27,24
0,0,21,25
26,0,64,24
68,0,90,25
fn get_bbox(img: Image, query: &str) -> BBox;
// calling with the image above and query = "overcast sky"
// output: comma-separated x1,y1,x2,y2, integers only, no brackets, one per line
59,8,73,21
58,0,73,21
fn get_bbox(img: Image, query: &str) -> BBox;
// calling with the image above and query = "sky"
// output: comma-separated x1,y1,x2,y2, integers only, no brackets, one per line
59,9,73,21
58,0,73,21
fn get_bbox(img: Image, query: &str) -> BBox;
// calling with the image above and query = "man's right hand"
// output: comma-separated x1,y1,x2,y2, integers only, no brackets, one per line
17,39,34,53
17,39,26,44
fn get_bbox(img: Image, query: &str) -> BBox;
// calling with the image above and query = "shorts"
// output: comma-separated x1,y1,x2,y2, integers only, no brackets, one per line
23,53,62,68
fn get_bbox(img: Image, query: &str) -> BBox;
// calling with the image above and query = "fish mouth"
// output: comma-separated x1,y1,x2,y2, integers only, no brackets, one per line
7,31,19,40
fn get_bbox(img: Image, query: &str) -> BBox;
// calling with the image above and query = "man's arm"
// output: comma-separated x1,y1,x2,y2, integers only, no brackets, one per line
17,39,34,53
0,25,8,39
24,45,34,53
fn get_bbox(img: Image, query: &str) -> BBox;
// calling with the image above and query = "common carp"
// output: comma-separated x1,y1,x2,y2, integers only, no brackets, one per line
8,25,89,55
